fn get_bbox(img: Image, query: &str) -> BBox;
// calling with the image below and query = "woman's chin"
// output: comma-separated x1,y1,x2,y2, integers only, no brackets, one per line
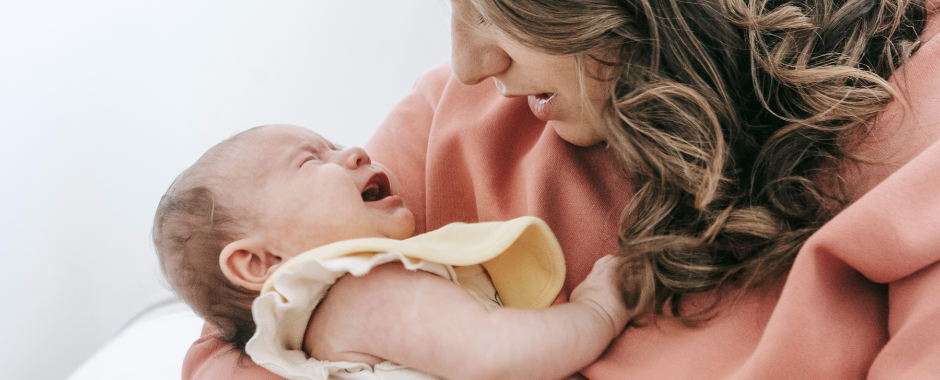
551,121,605,147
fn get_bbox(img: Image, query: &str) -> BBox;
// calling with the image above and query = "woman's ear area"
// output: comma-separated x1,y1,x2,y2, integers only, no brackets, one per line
219,238,283,292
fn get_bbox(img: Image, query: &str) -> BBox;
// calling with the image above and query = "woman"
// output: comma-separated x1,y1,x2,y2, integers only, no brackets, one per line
184,0,940,378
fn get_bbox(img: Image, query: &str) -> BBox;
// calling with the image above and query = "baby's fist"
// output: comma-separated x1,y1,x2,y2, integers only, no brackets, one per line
569,255,629,335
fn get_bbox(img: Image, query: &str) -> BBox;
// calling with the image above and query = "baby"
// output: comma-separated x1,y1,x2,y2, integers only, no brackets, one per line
153,124,627,379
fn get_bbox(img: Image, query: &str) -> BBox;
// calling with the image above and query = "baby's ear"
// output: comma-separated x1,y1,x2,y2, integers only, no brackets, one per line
219,238,283,292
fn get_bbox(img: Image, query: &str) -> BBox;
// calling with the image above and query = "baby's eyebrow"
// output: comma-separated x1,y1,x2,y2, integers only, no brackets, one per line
298,142,318,153
291,143,318,166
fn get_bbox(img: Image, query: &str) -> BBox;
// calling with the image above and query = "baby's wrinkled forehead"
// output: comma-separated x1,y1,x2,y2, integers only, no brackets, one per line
238,124,329,156
180,133,264,190
191,124,331,185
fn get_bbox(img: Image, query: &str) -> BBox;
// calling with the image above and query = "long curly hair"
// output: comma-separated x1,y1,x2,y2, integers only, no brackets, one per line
473,0,925,322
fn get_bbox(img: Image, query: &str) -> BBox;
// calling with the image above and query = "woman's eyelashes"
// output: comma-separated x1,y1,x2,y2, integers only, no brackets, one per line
477,14,489,25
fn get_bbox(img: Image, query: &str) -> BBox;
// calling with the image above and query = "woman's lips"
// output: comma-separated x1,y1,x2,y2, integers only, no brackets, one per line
527,93,557,121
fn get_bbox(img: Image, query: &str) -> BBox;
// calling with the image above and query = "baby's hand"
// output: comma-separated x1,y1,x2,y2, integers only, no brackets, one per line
569,255,629,336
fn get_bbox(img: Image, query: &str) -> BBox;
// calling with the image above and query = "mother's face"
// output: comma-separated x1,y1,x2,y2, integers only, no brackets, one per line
449,0,613,147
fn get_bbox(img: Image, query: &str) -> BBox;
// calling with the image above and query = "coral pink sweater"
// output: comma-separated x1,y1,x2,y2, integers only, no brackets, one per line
183,8,940,378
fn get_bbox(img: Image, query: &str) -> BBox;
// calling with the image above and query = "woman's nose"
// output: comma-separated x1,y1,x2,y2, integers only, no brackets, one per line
450,15,510,85
339,146,371,169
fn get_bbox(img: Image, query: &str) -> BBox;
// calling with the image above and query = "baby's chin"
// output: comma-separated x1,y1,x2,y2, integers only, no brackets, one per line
380,206,415,240
394,209,417,239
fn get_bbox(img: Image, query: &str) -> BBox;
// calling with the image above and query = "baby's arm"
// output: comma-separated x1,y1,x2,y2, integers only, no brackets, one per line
304,256,627,380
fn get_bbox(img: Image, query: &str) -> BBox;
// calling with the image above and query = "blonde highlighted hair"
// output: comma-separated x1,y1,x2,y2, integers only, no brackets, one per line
472,0,925,322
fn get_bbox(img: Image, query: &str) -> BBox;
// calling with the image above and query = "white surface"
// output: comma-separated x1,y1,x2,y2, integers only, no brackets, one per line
66,301,206,380
0,1,451,379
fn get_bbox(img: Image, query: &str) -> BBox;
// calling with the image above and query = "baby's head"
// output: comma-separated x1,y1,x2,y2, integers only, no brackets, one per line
152,124,414,350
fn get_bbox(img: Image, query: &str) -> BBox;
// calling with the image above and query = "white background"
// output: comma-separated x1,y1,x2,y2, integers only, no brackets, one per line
0,1,452,379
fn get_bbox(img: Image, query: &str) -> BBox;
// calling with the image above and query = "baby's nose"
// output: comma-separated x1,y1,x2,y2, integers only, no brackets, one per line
341,146,371,169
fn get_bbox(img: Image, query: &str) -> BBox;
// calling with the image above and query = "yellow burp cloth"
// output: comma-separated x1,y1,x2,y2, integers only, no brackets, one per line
263,215,566,309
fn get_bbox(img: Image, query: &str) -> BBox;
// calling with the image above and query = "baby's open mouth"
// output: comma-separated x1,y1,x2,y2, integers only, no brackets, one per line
361,172,391,202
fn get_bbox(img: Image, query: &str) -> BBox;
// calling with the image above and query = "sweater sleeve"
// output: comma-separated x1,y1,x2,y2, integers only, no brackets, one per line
182,324,286,380
181,65,452,380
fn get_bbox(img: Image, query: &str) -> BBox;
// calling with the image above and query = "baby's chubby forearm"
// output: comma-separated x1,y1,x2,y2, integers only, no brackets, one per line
304,256,628,380
455,255,627,379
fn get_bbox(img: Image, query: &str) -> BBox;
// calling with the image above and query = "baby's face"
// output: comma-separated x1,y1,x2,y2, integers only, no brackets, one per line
229,124,415,258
